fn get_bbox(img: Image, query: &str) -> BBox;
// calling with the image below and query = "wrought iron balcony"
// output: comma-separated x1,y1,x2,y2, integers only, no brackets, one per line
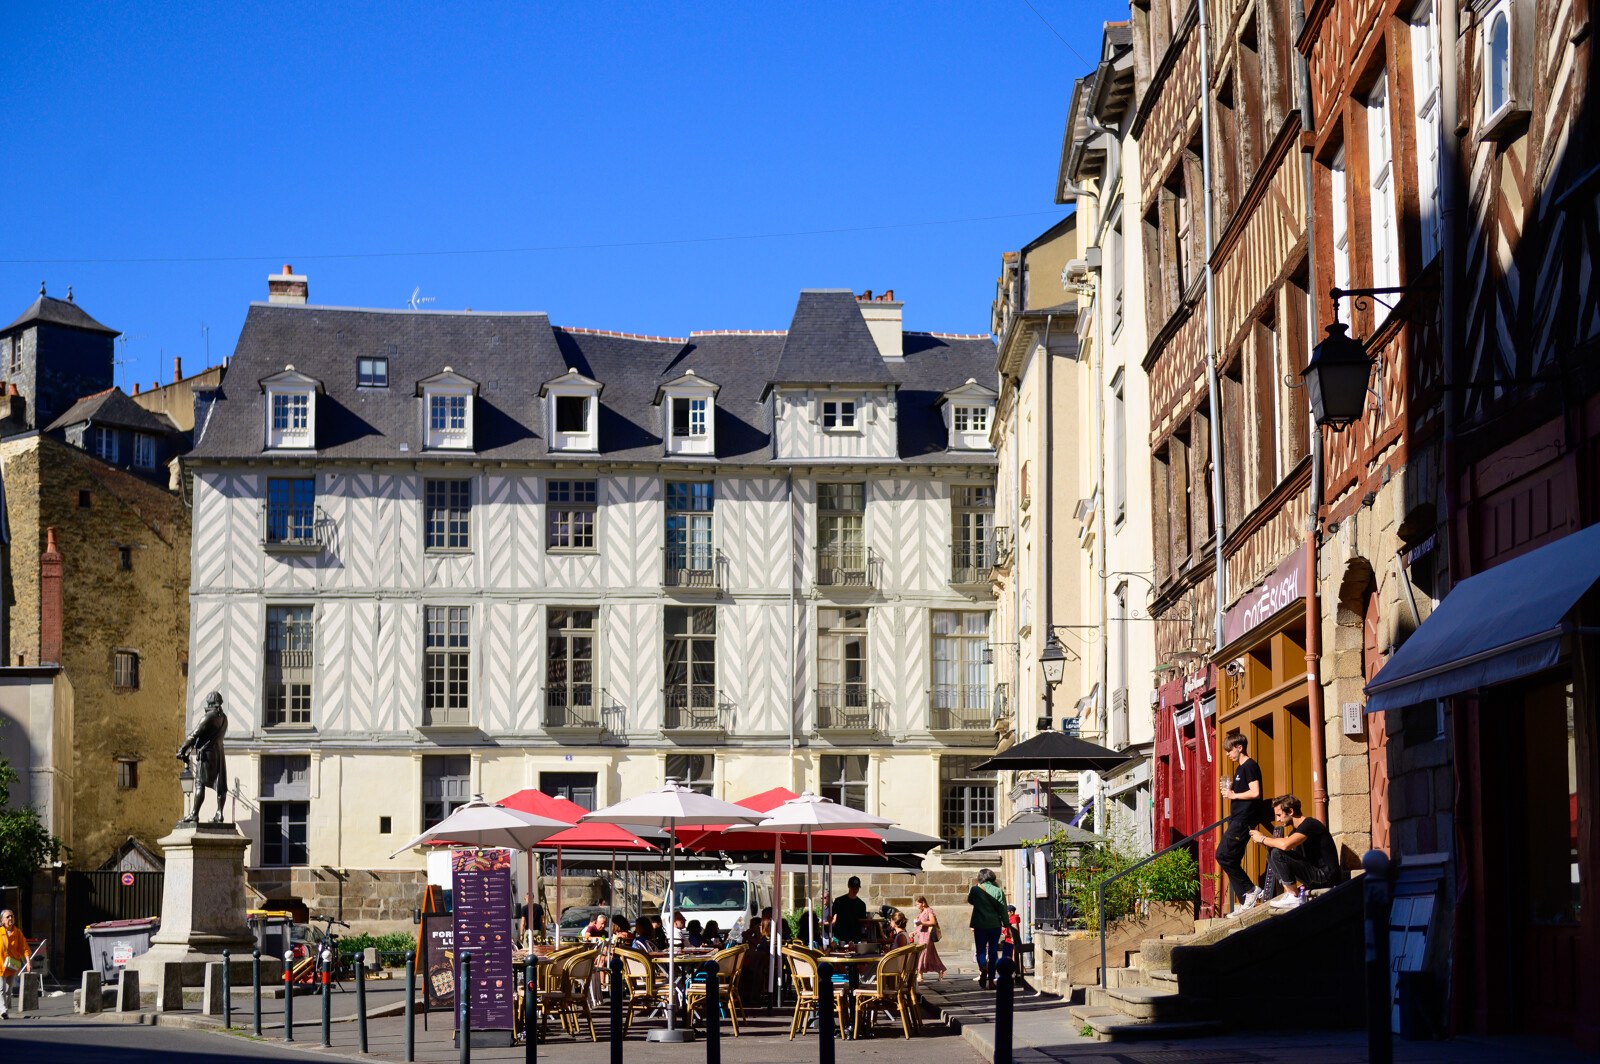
929,684,996,733
261,501,329,553
950,544,997,587
815,545,877,588
663,690,733,735
544,688,601,731
662,548,724,591
816,684,885,733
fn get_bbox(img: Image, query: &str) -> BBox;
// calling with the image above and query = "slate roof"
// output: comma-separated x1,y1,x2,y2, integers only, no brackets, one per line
189,291,998,466
768,290,898,388
2,294,119,337
46,387,173,435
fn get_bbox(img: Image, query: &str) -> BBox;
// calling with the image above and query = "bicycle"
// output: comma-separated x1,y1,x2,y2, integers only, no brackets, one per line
296,914,352,994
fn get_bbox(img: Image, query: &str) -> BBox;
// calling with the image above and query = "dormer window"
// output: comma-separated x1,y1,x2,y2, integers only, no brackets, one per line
1478,0,1531,138
939,378,999,452
417,368,478,451
655,370,719,457
260,366,323,451
821,399,857,430
541,368,603,453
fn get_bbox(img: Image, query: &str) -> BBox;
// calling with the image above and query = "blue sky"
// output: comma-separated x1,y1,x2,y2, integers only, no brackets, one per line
2,2,1124,391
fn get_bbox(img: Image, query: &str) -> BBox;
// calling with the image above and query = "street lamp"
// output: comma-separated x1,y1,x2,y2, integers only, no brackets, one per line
1038,635,1067,732
1302,320,1375,429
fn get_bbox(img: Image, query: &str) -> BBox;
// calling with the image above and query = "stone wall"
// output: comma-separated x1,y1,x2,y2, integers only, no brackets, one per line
0,434,191,865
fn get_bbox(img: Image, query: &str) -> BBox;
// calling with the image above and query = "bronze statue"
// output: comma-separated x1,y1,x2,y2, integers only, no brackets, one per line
177,691,230,823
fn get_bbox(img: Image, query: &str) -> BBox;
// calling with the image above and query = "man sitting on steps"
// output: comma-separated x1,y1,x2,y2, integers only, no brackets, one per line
1249,794,1341,908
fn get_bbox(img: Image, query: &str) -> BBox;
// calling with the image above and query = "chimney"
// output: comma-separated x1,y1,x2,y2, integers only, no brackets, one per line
857,288,904,360
41,528,63,665
268,264,309,305
173,356,183,383
132,382,140,395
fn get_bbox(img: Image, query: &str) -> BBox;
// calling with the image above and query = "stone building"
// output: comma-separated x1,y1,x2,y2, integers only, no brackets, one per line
183,269,1002,936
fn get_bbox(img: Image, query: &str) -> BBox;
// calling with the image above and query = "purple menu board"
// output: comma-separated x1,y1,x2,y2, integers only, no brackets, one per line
451,849,516,1033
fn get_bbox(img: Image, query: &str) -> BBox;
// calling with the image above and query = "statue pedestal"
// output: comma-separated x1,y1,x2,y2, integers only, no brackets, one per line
121,823,278,1006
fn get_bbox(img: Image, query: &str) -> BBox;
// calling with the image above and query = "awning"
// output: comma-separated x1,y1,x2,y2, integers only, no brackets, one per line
1365,523,1600,713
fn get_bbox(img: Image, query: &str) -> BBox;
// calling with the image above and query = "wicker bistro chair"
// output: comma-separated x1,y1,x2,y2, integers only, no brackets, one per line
851,944,921,1039
539,948,600,1041
780,944,848,1040
685,945,747,1035
613,947,673,1035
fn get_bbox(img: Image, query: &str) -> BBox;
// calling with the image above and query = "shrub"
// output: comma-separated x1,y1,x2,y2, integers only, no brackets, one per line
1049,837,1199,929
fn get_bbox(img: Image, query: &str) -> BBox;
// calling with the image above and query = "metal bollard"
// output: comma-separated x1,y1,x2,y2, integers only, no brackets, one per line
609,953,624,1064
1364,850,1394,1064
356,952,369,1053
524,956,537,1064
322,948,333,1047
404,951,416,1063
994,958,1015,1064
284,951,295,1042
223,949,232,1029
459,951,472,1064
816,962,836,1063
702,959,721,1064
252,948,262,1038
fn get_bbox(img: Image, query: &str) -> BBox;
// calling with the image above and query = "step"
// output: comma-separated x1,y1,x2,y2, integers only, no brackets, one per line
1084,983,1195,1022
1104,965,1147,989
1081,1015,1227,1042
1146,968,1179,990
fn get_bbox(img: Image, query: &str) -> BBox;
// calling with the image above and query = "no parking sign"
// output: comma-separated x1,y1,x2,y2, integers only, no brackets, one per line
120,873,135,887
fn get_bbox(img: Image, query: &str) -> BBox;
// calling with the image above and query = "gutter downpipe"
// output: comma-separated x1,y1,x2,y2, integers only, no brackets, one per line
1197,1,1229,658
1292,0,1329,824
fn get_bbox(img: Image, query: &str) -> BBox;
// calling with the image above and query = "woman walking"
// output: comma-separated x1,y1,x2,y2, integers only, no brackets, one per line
966,868,1007,989
0,910,29,1019
912,895,946,979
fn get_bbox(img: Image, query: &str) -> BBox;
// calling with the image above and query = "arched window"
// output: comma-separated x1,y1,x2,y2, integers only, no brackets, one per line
1488,12,1510,115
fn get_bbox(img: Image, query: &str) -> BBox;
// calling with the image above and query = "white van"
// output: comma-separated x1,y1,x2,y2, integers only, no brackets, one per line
663,870,771,941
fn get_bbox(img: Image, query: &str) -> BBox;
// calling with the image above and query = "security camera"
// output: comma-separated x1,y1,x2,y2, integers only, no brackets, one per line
1225,659,1246,677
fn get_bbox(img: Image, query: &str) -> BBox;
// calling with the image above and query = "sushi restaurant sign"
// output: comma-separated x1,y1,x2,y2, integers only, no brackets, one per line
1222,545,1306,647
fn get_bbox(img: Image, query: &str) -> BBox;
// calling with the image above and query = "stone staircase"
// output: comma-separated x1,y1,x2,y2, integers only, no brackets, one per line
1067,878,1364,1042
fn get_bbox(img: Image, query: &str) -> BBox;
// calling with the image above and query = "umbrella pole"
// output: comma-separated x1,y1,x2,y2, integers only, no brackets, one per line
555,852,563,947
526,849,535,949
806,833,815,949
771,848,782,1008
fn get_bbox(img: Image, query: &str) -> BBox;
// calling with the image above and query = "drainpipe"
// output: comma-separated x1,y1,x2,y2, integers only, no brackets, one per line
1439,0,1464,578
1041,310,1056,745
1291,0,1329,824
1196,0,1229,653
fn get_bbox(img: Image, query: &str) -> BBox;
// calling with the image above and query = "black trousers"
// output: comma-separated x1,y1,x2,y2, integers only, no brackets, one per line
1215,815,1256,903
1268,848,1335,891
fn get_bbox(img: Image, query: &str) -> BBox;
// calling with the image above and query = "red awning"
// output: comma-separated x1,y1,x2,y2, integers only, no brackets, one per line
497,788,658,852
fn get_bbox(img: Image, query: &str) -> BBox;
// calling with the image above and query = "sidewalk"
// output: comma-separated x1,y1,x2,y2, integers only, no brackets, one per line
917,970,1598,1064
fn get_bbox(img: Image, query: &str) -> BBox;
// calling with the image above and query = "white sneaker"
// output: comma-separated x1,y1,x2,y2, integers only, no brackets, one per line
1269,893,1303,910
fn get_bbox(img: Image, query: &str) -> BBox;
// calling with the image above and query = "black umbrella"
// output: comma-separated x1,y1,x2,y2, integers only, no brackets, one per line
962,810,1103,852
973,731,1129,773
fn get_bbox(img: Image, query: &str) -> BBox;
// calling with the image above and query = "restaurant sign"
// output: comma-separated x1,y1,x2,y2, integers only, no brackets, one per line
1222,544,1306,648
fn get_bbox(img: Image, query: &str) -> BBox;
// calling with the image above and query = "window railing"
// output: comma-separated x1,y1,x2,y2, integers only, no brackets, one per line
949,544,996,586
544,688,600,730
816,684,884,732
929,684,994,731
261,501,328,553
816,545,876,587
662,548,724,590
663,690,733,733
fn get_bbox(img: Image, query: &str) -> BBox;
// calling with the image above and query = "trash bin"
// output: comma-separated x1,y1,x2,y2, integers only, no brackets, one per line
247,909,295,960
84,917,159,983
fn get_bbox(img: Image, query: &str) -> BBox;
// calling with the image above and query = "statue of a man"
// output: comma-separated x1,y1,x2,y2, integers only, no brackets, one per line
177,691,229,823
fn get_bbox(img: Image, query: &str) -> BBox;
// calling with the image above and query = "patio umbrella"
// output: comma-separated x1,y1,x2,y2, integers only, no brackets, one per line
732,791,894,947
387,796,571,858
962,809,1104,852
580,780,765,1043
972,731,1130,773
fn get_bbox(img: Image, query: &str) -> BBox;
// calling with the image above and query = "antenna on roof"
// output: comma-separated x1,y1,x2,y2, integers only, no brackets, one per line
408,287,435,311
114,334,145,393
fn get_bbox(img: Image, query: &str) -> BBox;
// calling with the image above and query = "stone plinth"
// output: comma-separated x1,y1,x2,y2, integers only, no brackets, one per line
122,822,278,996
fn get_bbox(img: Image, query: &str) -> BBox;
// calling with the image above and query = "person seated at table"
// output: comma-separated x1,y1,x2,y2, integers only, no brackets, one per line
702,920,723,948
583,912,609,940
830,876,869,945
887,910,911,949
669,910,688,947
640,915,667,950
610,915,635,947
685,919,704,948
798,908,825,946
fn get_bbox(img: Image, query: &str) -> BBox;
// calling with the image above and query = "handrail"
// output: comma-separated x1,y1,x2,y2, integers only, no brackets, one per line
1097,816,1228,989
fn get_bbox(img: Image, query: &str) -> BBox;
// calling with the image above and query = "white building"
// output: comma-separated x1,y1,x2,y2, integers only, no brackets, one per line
184,272,1001,925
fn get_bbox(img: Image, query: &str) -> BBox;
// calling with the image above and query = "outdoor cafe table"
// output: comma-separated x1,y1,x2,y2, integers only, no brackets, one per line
645,949,717,1026
817,953,884,1038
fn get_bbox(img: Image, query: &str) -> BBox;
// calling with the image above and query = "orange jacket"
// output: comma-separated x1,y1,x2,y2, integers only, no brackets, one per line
0,925,28,970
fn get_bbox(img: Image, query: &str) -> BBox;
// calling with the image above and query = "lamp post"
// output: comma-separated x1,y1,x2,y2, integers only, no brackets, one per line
1302,320,1377,429
1038,635,1066,731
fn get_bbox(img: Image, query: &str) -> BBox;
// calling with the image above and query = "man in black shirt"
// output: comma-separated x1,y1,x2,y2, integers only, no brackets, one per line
1251,794,1341,908
829,876,868,944
1217,734,1269,916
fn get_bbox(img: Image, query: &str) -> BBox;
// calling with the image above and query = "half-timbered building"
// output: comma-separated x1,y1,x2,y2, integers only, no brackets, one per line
183,270,1002,929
